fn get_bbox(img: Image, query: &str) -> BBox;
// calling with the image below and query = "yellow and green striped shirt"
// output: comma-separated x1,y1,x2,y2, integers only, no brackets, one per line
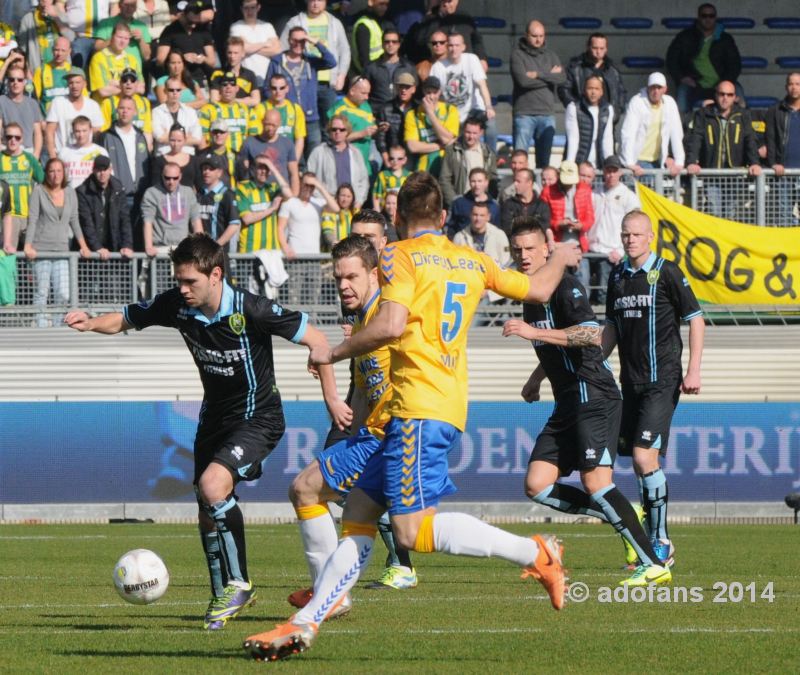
236,180,282,252
321,208,353,249
33,62,72,113
251,100,307,142
100,94,153,133
199,101,253,153
372,168,409,208
403,102,460,174
0,152,45,217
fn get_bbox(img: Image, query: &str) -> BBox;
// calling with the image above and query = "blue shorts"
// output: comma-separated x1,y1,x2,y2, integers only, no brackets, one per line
377,417,461,516
317,427,383,495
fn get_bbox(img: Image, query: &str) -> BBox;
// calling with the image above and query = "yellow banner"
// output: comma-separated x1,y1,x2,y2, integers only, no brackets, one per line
638,184,800,304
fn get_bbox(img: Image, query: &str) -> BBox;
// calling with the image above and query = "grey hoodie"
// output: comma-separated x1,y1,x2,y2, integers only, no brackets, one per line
510,37,565,116
141,183,200,246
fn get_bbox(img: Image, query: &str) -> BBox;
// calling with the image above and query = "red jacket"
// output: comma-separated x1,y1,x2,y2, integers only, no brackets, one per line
540,183,595,252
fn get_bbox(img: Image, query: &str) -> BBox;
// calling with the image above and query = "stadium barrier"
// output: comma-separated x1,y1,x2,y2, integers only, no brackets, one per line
0,401,796,521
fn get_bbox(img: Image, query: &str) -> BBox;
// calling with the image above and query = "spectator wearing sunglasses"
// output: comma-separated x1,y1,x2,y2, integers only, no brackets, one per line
99,68,153,152
0,66,44,158
0,122,45,253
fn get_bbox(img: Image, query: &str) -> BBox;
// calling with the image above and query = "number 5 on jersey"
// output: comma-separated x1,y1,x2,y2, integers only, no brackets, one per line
441,281,467,343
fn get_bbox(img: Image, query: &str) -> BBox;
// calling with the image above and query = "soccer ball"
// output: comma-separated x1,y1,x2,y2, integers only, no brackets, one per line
113,549,170,605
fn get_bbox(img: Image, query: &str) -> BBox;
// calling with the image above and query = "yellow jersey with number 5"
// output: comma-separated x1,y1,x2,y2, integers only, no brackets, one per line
379,231,531,430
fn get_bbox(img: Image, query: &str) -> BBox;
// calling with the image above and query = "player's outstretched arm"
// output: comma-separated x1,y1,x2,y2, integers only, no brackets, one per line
503,319,601,348
310,301,408,366
682,314,705,395
65,311,131,334
524,241,582,304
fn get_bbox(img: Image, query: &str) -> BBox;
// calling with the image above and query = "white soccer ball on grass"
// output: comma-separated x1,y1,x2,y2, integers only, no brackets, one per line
113,548,170,605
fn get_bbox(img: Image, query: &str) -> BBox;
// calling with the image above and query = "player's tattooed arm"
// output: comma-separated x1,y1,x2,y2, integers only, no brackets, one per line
564,324,602,348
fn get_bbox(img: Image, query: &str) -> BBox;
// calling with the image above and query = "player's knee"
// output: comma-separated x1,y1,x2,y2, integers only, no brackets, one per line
289,465,321,507
391,521,419,550
525,476,554,501
196,472,230,506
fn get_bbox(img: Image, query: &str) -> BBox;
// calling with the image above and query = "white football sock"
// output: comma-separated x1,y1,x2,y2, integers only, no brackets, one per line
433,512,538,567
294,535,374,626
297,511,339,584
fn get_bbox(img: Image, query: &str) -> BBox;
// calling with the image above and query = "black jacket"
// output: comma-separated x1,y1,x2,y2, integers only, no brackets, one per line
499,195,551,238
364,56,417,109
685,104,760,168
765,99,800,166
666,23,741,88
374,99,413,154
558,52,626,111
401,11,487,64
76,175,133,251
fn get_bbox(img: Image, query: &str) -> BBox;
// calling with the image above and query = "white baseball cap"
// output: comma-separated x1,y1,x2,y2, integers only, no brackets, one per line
647,72,667,88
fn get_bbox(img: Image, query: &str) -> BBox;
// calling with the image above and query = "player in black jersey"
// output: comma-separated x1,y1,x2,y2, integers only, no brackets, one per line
66,233,349,630
503,217,671,586
603,210,705,569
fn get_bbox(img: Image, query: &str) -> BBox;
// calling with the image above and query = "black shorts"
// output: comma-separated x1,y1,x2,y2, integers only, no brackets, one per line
530,397,622,475
619,381,681,457
194,412,286,484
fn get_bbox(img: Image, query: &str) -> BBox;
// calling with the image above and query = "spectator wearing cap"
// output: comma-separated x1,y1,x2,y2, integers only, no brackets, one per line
76,154,134,261
280,0,350,127
237,107,300,195
402,0,487,71
363,29,415,112
510,20,564,169
102,96,150,214
46,67,105,161
439,115,498,210
349,0,394,75
371,144,409,210
45,68,104,159
251,73,307,164
198,71,254,153
32,36,74,115
588,155,640,303
236,153,293,253
403,75,459,177
0,64,44,158
88,22,144,103
94,0,152,74
430,31,496,151
152,77,204,156
539,159,594,287
156,1,218,88
499,167,551,238
307,114,370,206
210,36,261,108
620,72,684,178
265,26,336,154
230,0,281,88
375,70,416,166
197,152,241,248
328,75,378,177
58,115,108,188
199,119,238,188
141,161,203,256
446,167,500,240
99,68,153,151
152,124,200,188
564,75,614,169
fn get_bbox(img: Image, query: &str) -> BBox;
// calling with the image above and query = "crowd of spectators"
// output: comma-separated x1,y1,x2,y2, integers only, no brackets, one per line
0,0,798,320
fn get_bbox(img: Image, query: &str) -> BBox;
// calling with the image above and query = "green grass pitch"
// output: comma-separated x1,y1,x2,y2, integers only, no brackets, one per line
0,523,796,673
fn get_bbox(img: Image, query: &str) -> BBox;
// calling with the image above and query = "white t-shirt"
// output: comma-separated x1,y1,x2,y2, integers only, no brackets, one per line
151,103,202,155
430,53,486,122
278,197,321,254
116,126,138,180
58,143,109,188
230,20,277,81
46,96,104,153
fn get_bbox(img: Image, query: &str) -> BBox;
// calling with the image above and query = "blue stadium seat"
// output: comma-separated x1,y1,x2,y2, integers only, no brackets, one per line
487,57,503,69
559,18,602,30
719,18,755,30
610,18,653,30
765,18,800,30
553,134,567,148
746,96,779,109
661,18,694,30
622,56,665,69
496,94,513,105
474,17,507,29
497,134,513,147
741,57,768,69
776,57,800,69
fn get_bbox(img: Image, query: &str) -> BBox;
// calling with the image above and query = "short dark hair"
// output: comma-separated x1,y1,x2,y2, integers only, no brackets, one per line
586,32,607,46
72,115,91,129
471,201,490,211
464,115,486,131
331,233,379,271
170,233,225,276
511,149,529,160
351,208,387,229
397,172,442,229
510,216,548,241
468,167,488,180
697,3,717,17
